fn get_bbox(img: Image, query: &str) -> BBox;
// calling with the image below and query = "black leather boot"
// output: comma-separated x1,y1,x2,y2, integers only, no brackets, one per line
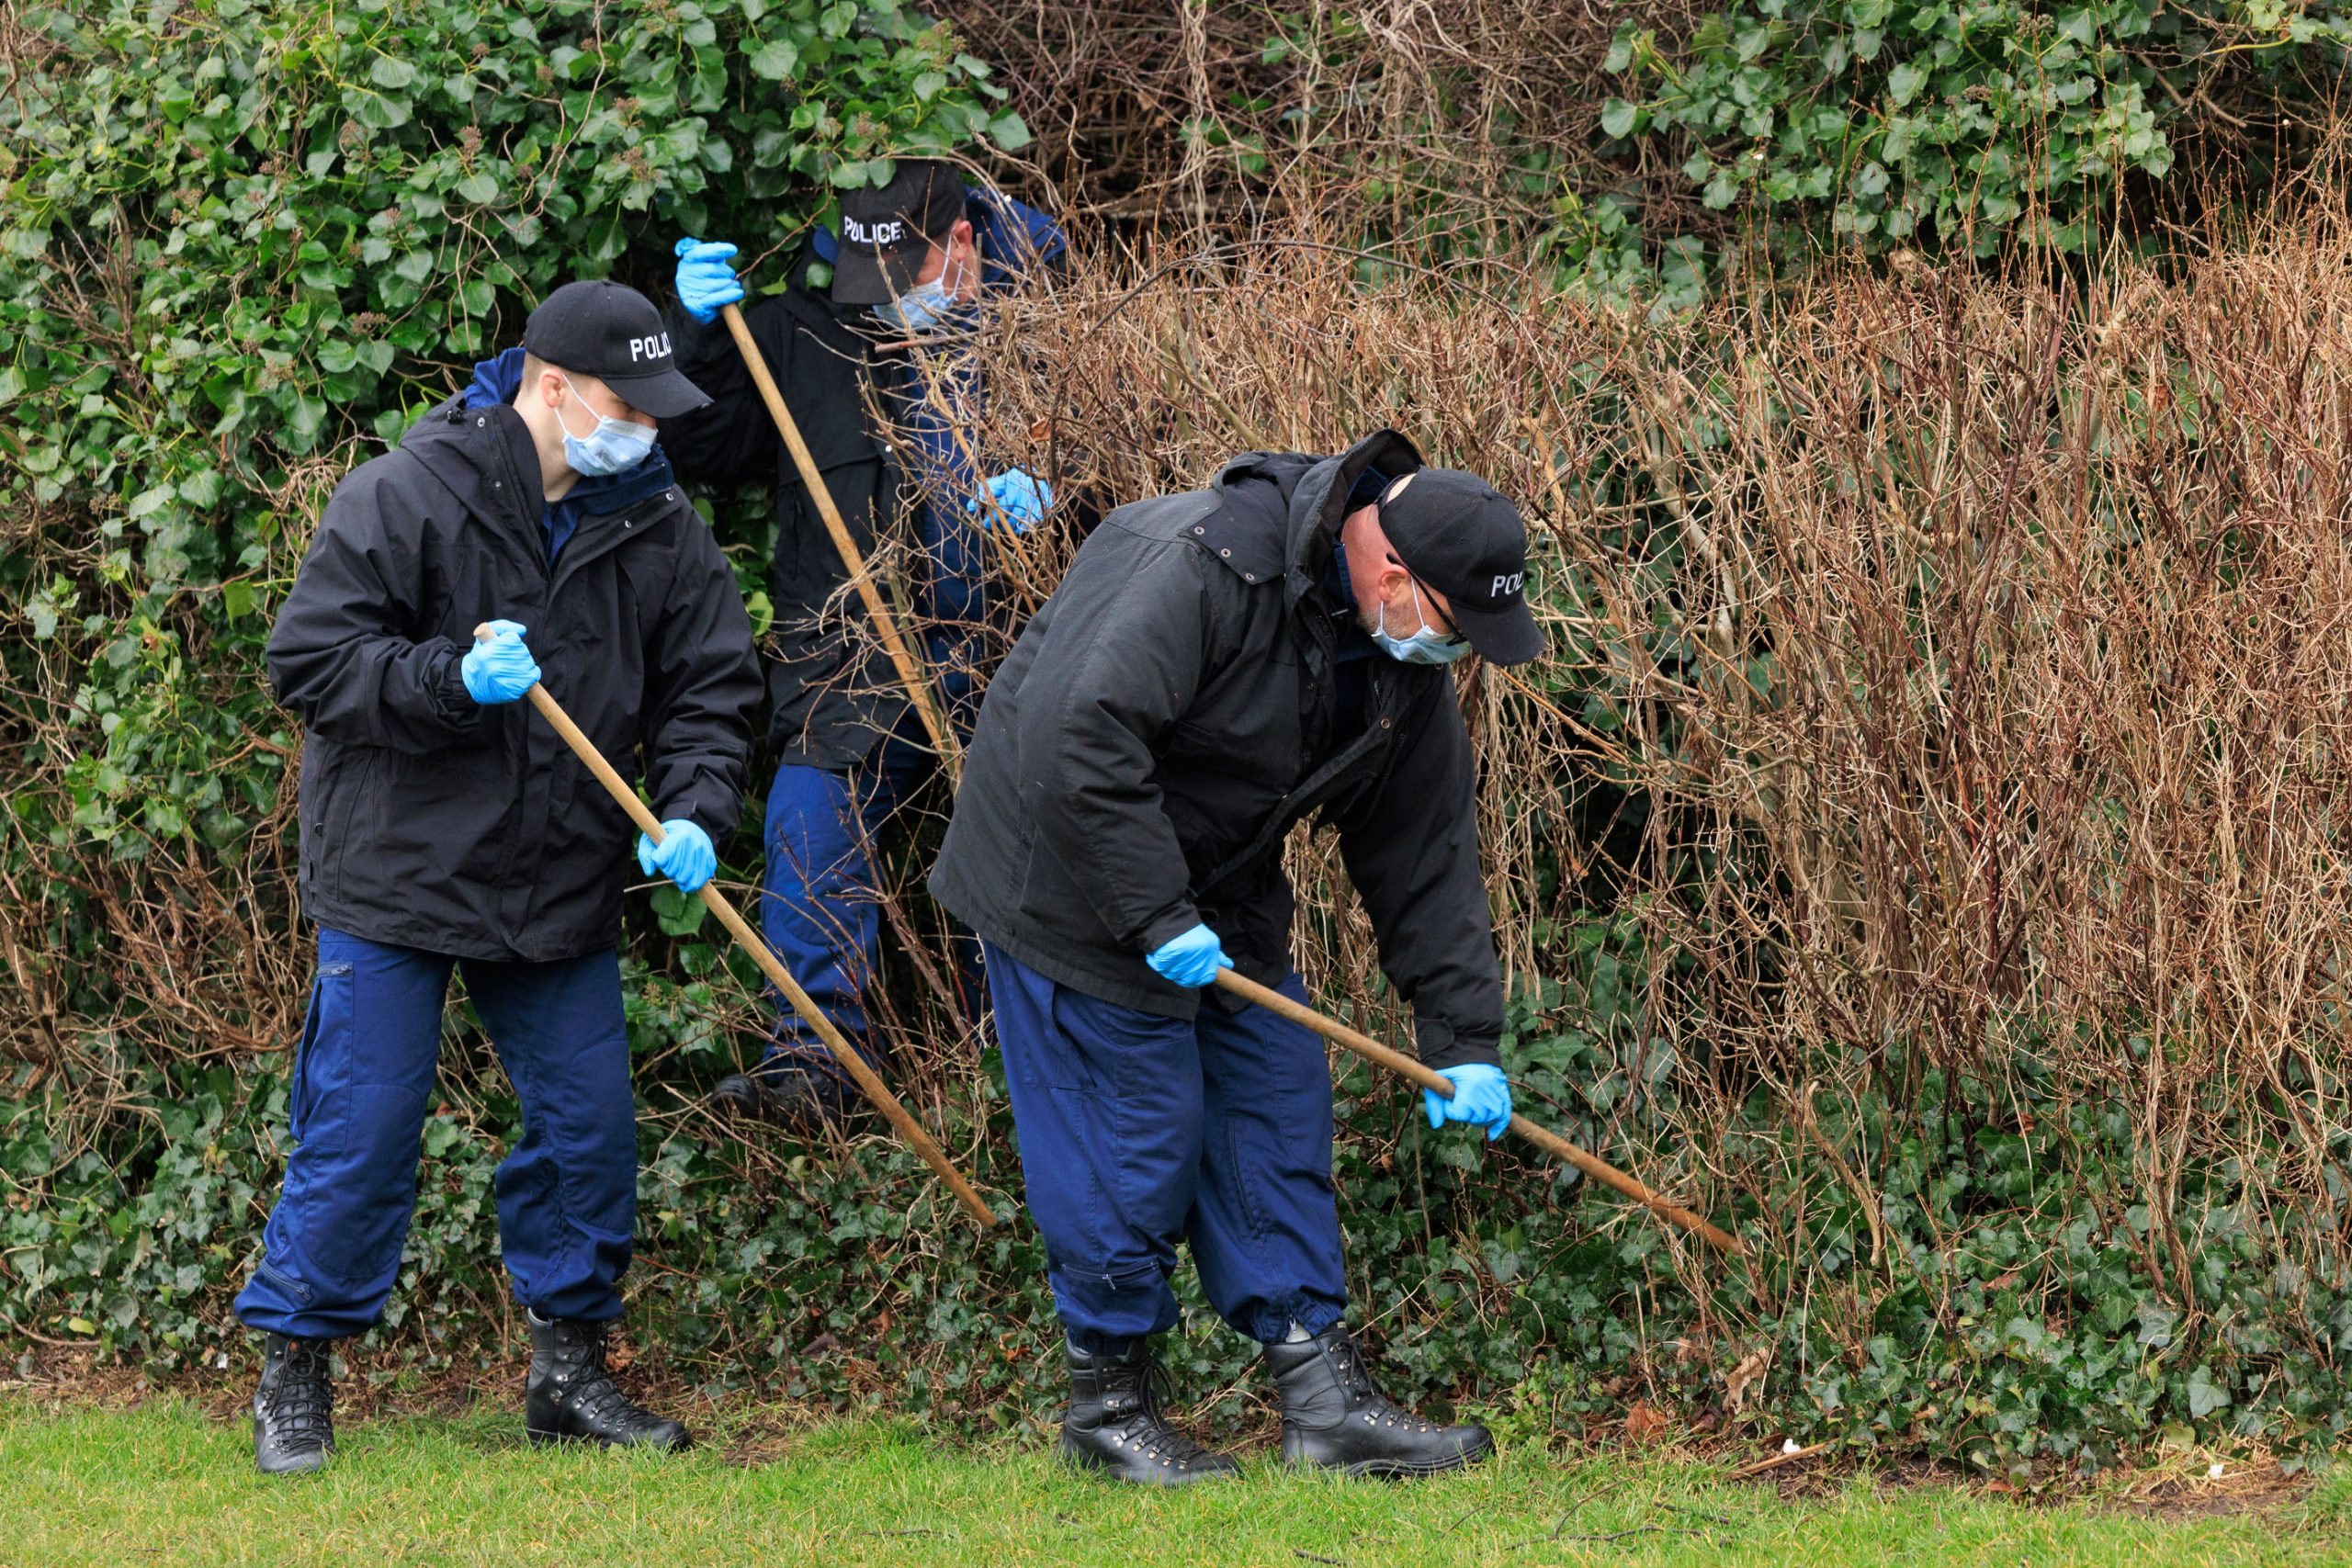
1265,1325,1493,1478
524,1313,691,1451
1059,1339,1239,1485
712,1058,862,1133
253,1333,335,1475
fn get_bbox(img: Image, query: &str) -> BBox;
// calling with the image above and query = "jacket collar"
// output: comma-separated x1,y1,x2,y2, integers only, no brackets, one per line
400,347,682,528
1283,429,1425,595
1199,430,1427,604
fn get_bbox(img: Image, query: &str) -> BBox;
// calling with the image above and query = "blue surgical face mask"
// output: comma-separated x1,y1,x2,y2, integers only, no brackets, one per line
1371,587,1471,665
877,251,967,333
556,375,656,476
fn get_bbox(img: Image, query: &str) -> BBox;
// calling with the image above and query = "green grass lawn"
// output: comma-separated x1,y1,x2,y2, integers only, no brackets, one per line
4,1400,2345,1567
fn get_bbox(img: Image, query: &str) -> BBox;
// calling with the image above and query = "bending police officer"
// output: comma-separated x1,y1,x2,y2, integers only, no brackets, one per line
240,282,763,1474
930,430,1545,1483
662,161,1065,1131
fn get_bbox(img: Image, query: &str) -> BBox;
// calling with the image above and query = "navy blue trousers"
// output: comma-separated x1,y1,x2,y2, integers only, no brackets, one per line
760,738,976,1072
235,928,637,1340
985,943,1348,1351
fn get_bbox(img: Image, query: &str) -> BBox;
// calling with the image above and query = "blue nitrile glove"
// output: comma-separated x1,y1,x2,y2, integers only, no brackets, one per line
1145,922,1233,988
636,819,716,894
1425,1063,1512,1141
967,468,1054,533
673,237,744,323
461,620,540,705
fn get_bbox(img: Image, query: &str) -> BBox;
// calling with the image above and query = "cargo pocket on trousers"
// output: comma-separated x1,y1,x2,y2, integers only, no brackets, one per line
289,961,355,1157
254,1258,316,1308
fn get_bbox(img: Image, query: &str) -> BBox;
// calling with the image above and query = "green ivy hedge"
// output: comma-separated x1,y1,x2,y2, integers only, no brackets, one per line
6,0,2352,1480
0,0,1023,1035
1598,0,2351,262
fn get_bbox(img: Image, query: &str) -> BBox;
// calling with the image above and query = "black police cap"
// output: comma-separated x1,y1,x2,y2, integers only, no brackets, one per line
521,280,709,419
832,160,967,306
1374,469,1544,666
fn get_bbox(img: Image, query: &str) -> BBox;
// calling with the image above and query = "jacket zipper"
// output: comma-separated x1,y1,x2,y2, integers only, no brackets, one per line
1191,637,1399,901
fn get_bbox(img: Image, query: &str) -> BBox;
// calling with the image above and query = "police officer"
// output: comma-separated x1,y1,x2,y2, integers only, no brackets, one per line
662,162,1065,1130
929,430,1544,1483
241,282,763,1473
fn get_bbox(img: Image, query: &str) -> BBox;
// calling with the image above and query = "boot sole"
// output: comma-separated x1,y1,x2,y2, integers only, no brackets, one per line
527,1426,692,1452
1286,1434,1495,1480
1057,1439,1238,1485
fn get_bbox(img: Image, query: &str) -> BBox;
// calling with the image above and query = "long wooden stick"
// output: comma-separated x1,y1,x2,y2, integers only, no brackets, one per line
1212,970,1742,1255
482,628,994,1228
718,302,960,784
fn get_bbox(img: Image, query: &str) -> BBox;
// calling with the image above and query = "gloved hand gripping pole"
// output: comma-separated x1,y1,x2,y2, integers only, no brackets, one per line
476,626,996,1228
1211,970,1742,1255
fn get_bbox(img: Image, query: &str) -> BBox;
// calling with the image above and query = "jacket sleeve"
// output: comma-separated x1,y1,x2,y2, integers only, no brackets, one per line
640,513,763,837
1328,675,1506,1071
658,299,786,487
1016,538,1218,953
265,465,482,752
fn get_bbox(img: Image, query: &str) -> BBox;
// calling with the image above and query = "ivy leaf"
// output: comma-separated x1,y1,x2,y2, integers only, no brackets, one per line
127,484,177,519
370,55,418,91
748,39,799,81
1888,63,1928,107
989,112,1032,152
345,87,413,130
1600,98,1641,139
2187,1366,2231,1419
454,171,500,205
650,885,708,936
584,214,628,262
911,70,947,102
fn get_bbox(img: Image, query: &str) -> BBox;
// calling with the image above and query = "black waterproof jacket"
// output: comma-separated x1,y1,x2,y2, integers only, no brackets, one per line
267,378,763,963
929,431,1505,1070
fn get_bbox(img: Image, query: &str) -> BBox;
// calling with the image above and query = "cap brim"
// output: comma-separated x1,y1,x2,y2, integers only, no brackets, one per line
1449,598,1544,666
604,365,711,421
830,246,892,305
832,243,933,306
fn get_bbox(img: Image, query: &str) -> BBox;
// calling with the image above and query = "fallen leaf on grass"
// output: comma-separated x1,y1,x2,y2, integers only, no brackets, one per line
1625,1400,1671,1445
1721,1348,1770,1416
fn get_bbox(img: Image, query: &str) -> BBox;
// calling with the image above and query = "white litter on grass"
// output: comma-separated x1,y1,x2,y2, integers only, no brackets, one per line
2208,1462,2226,1480
1782,1438,1804,1454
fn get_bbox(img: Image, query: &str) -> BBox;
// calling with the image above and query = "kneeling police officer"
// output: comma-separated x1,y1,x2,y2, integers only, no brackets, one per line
932,430,1544,1482
239,282,762,1473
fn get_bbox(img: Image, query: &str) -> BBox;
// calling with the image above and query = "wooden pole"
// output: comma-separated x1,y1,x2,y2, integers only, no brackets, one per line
481,627,995,1228
718,302,960,784
1212,969,1742,1255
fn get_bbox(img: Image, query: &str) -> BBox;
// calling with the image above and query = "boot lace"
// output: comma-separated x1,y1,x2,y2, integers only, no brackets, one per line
560,1329,662,1434
1320,1332,1441,1434
1322,1334,1379,1401
266,1341,333,1444
1103,1359,1218,1467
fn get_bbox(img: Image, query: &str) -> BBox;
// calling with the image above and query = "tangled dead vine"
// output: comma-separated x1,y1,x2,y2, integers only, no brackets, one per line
829,207,2352,1314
